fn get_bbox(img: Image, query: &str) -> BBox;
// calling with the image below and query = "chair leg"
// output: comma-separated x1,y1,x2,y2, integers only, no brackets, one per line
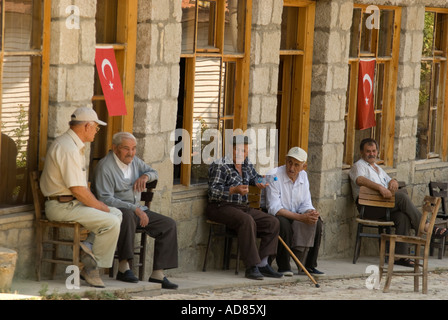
438,237,445,259
51,227,59,280
36,225,44,281
353,224,362,264
379,236,386,282
139,232,147,281
235,244,240,275
383,239,396,293
202,225,213,272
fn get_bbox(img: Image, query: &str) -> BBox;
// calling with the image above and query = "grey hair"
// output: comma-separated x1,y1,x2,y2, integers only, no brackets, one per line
112,132,137,146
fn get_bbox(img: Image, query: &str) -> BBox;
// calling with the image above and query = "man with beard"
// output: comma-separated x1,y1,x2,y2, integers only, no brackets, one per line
349,138,447,267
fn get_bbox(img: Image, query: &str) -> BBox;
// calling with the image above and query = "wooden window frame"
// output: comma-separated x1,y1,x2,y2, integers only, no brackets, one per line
0,0,51,208
344,4,401,167
179,0,252,186
277,0,315,166
91,0,137,168
418,8,448,161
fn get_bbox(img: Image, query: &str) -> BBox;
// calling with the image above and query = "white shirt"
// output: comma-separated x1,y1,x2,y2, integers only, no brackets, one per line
40,129,88,196
349,158,391,200
113,152,132,180
265,165,315,216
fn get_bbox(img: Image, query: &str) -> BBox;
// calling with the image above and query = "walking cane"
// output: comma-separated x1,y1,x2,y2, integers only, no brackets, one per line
278,236,320,288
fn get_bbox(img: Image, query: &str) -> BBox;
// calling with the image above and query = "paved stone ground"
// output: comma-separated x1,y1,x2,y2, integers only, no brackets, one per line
131,271,448,300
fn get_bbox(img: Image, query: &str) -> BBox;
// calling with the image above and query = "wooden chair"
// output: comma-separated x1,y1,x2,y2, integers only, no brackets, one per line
428,181,448,259
30,171,88,281
379,195,441,294
353,186,395,264
202,186,261,275
109,180,157,281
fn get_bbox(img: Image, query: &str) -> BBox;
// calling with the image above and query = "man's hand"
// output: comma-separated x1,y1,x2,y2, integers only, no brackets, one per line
133,175,149,192
379,185,393,199
388,179,399,193
135,207,149,227
230,185,249,195
301,209,319,225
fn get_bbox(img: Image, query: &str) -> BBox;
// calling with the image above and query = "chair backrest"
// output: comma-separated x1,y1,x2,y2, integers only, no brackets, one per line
140,180,158,210
428,181,447,218
30,171,45,220
248,185,262,209
418,195,442,241
358,186,395,208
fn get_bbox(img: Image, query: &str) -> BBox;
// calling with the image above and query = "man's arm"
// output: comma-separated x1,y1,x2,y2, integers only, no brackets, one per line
276,208,318,225
355,176,393,198
70,186,110,212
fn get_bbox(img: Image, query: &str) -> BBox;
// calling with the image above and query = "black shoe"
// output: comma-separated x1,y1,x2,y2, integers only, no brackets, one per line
258,264,283,278
306,267,325,275
148,276,178,289
116,270,139,283
245,266,264,280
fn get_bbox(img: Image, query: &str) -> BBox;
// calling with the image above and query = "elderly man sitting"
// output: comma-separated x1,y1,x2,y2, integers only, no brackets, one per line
93,132,179,289
265,147,324,276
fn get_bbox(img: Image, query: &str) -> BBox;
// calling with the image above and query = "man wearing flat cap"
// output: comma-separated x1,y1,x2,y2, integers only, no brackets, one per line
206,135,283,280
265,147,324,276
40,107,122,288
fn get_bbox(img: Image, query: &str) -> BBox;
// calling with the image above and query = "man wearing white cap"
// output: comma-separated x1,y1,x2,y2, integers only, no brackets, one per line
265,147,324,276
40,107,122,288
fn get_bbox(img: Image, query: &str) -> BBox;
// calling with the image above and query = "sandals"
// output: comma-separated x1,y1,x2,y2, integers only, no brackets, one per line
395,258,414,268
432,226,448,239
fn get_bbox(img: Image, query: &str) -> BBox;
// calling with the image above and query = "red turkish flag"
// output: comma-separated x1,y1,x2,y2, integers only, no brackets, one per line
95,47,127,116
357,59,376,130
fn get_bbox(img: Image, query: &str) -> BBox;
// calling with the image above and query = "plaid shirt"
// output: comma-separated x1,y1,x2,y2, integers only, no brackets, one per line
208,156,261,204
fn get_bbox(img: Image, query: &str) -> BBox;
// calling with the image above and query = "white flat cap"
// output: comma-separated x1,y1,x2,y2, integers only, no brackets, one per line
286,147,307,162
71,107,107,126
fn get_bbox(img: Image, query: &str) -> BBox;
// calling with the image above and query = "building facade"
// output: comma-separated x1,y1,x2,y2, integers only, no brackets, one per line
1,0,448,279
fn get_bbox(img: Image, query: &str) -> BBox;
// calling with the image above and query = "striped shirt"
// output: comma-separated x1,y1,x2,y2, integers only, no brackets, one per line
208,156,261,204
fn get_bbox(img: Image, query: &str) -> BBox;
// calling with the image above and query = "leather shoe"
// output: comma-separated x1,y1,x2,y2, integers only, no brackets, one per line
258,264,283,278
245,266,264,280
116,270,139,283
148,276,178,289
81,267,105,288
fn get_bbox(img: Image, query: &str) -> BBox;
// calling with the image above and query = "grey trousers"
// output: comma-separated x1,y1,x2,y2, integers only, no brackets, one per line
117,208,178,271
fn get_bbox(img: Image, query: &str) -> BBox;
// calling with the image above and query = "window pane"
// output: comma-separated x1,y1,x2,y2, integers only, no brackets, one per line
4,0,36,51
182,0,196,53
0,56,33,206
349,8,362,57
191,57,221,184
374,63,385,111
224,0,246,54
280,6,300,50
360,11,375,55
417,61,432,159
197,0,217,50
434,13,448,55
220,61,236,117
422,12,435,57
378,10,394,57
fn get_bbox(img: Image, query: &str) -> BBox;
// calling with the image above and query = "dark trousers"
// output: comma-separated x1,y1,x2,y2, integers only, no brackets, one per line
117,208,178,270
206,202,279,268
275,216,323,271
305,218,323,269
357,192,421,254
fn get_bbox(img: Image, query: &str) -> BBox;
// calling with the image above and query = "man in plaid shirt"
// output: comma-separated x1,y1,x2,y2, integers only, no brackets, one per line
206,135,282,280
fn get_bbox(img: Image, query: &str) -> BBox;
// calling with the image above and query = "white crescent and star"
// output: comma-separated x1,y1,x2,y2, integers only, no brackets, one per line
101,59,115,90
363,74,373,105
